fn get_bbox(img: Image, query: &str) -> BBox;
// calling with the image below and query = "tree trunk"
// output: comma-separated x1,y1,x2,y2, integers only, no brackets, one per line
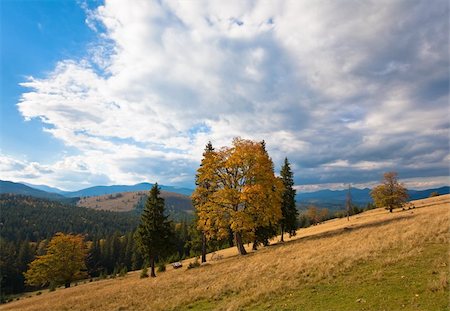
252,239,258,251
201,232,207,263
280,225,285,242
64,281,71,288
234,232,247,255
150,256,156,277
389,206,393,213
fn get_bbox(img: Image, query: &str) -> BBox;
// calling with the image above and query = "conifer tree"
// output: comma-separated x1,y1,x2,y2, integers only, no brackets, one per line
135,183,173,277
279,157,298,242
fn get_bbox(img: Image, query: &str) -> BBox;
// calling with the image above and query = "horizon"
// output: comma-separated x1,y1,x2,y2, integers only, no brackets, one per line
3,179,448,194
1,1,448,191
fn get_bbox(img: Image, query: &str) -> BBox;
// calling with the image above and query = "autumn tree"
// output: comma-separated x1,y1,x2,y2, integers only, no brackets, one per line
192,142,215,263
193,138,283,255
24,233,87,288
279,157,298,242
371,172,409,212
135,183,174,277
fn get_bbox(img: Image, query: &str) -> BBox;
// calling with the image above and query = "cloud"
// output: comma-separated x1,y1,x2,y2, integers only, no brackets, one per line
8,0,449,190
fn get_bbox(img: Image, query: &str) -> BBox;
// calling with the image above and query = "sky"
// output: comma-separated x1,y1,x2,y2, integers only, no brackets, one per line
0,0,448,192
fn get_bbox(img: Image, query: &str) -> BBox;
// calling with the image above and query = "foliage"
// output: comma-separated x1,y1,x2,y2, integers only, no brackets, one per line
135,184,174,277
187,257,201,270
370,172,409,212
140,266,149,279
24,233,87,288
279,157,298,241
0,194,139,242
193,138,283,255
429,191,439,198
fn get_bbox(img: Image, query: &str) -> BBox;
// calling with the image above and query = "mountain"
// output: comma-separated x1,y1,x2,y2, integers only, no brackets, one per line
0,180,68,201
59,182,193,198
297,186,450,210
77,190,194,220
22,182,67,195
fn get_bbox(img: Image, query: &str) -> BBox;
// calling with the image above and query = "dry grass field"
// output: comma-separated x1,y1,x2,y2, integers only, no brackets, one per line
3,195,449,311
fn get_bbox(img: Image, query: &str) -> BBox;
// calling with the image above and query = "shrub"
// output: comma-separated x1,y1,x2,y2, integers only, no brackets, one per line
157,262,166,272
140,266,149,278
187,257,201,270
119,267,128,277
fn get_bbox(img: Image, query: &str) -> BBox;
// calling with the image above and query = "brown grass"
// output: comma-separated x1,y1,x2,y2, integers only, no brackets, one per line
3,195,449,311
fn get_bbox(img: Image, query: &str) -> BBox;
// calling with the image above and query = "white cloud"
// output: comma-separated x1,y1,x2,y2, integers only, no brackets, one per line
6,0,448,190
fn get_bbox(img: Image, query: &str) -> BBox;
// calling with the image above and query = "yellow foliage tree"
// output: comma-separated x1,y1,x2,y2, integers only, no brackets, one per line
371,172,409,212
24,233,87,288
193,138,282,255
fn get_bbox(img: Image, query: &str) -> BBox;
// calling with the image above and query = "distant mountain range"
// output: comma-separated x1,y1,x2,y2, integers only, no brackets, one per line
1,180,448,211
21,181,194,197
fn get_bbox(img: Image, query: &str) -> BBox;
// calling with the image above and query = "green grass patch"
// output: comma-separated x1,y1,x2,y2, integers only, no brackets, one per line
248,243,449,311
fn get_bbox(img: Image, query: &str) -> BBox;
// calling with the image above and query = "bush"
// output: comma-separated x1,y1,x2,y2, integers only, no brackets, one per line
157,262,166,272
119,266,128,277
187,257,201,270
49,282,56,292
140,266,149,278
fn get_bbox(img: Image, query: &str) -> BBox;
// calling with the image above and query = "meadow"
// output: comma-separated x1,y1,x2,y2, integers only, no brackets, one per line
2,195,449,311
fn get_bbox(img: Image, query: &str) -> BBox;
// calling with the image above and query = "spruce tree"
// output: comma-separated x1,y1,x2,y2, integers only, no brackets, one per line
136,183,173,277
280,157,298,242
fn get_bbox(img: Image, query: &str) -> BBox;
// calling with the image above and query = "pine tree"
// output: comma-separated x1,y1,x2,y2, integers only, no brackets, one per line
135,183,174,277
279,157,298,242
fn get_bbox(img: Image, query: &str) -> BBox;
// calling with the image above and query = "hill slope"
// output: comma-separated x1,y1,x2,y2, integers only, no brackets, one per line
0,181,67,201
76,190,193,219
3,195,449,311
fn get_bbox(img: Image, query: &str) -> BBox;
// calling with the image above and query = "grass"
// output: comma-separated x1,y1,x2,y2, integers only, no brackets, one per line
2,195,449,311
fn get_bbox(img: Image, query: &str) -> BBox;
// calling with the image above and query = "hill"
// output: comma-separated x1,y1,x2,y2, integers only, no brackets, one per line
0,194,139,242
62,182,193,198
77,190,194,220
3,195,449,310
0,181,71,202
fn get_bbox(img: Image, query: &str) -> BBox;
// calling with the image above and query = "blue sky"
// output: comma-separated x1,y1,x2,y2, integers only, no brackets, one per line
1,0,448,191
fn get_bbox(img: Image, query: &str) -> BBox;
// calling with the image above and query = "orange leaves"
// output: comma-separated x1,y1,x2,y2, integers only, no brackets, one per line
193,138,282,242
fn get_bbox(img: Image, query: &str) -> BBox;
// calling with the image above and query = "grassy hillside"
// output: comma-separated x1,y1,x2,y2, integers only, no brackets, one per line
3,195,449,311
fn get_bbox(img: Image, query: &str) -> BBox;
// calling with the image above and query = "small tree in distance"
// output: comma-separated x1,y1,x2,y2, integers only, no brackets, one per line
371,172,409,213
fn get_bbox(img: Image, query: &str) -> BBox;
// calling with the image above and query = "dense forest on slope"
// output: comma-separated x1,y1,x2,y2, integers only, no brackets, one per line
0,195,224,298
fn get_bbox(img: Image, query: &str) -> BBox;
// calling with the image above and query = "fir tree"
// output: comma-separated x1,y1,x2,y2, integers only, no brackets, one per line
280,157,298,242
135,183,174,277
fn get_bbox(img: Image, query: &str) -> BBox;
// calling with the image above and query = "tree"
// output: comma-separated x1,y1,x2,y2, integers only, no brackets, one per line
192,142,215,263
371,172,409,213
279,158,298,242
193,138,283,255
345,185,352,221
135,183,174,277
24,233,87,288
